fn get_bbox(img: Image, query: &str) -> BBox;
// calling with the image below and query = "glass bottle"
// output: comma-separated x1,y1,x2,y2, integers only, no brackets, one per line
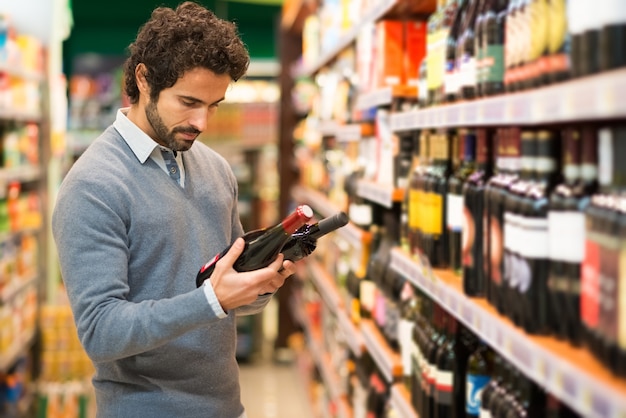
444,0,465,103
466,342,495,418
459,0,480,99
482,0,509,95
547,126,597,344
546,0,571,83
434,313,456,418
448,130,477,275
502,129,536,327
518,130,561,334
463,128,493,296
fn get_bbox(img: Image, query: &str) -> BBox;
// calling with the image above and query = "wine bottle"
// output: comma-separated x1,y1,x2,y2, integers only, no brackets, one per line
195,204,314,287
280,211,349,262
459,0,480,99
466,342,494,418
482,0,508,96
462,128,493,297
448,129,477,275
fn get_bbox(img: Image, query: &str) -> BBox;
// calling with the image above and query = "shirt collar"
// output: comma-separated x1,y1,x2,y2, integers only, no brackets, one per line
114,108,171,163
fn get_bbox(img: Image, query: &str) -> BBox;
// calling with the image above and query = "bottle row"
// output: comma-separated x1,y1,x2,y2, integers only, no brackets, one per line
294,252,583,418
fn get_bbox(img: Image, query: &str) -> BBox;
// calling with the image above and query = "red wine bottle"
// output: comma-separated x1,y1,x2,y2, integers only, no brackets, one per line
195,205,314,287
280,211,349,262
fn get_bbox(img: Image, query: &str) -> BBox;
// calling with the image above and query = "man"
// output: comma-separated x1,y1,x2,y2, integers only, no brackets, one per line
52,2,294,417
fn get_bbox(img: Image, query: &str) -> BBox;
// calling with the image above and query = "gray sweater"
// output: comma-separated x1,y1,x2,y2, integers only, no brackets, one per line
52,126,270,417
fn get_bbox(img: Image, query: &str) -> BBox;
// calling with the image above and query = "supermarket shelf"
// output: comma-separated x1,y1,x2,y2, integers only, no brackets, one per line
295,0,435,77
390,384,418,418
389,247,626,418
356,180,405,208
335,123,375,142
0,329,35,373
0,64,44,82
360,319,403,383
390,68,626,130
308,259,365,356
1,165,42,184
0,274,38,304
355,85,418,111
0,109,42,122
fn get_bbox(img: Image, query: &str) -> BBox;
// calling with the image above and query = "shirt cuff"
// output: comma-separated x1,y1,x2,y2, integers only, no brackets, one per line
202,280,228,318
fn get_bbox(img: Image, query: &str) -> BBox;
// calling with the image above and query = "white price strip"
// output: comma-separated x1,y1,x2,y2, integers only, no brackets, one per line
337,310,363,356
361,322,395,382
336,124,362,142
357,181,393,208
390,385,418,418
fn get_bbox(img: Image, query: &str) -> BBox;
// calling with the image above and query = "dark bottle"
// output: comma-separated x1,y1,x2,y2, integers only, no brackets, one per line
465,342,494,418
546,0,571,83
281,211,349,262
485,128,521,314
429,131,453,268
409,130,431,260
480,354,503,416
411,291,429,413
398,280,418,390
599,3,626,71
518,130,561,334
482,0,508,95
425,303,447,418
458,0,480,99
547,127,597,344
448,130,477,275
528,0,551,88
489,359,513,417
434,312,455,418
401,132,421,254
361,224,383,320
195,204,313,287
502,129,536,326
504,0,521,92
463,128,493,296
576,0,600,77
444,0,465,103
474,0,488,97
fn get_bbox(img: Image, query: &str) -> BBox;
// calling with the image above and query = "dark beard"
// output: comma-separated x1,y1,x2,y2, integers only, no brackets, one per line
145,101,198,152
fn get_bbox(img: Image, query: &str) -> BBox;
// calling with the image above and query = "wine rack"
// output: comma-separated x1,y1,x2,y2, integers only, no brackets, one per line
282,0,626,415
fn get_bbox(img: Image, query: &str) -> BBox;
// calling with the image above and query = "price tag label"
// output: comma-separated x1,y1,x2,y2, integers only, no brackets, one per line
460,299,474,327
589,388,612,418
463,102,478,125
482,97,506,125
446,105,461,126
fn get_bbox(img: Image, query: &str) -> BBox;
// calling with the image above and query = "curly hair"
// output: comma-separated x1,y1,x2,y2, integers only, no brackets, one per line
123,1,250,104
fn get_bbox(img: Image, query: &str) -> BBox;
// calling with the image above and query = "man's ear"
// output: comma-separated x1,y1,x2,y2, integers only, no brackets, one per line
135,63,150,97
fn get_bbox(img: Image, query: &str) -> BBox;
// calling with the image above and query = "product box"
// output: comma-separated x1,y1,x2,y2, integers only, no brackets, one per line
374,20,405,88
404,21,427,88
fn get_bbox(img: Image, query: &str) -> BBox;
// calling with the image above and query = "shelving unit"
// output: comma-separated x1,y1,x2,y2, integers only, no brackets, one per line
281,0,626,416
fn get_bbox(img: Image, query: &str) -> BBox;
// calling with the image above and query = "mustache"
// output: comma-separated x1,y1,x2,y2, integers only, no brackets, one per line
173,127,201,135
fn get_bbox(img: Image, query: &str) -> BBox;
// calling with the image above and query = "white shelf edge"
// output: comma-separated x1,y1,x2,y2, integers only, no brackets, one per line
308,260,342,316
0,329,36,372
0,109,42,122
390,68,626,130
356,180,395,208
336,308,364,357
360,319,401,383
336,124,363,142
390,384,418,418
355,87,393,110
389,247,626,418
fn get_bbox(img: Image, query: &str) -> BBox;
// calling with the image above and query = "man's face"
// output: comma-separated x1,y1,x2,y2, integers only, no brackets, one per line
144,67,231,152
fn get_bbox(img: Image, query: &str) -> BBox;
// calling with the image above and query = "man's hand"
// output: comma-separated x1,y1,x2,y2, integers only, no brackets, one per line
205,238,296,311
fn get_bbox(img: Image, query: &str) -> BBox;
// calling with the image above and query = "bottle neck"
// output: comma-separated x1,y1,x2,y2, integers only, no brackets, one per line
281,205,313,234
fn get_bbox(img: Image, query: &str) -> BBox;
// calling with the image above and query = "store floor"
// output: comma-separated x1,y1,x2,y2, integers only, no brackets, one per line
238,299,314,418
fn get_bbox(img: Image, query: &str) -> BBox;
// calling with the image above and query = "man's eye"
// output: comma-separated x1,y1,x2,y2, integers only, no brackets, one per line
210,103,220,109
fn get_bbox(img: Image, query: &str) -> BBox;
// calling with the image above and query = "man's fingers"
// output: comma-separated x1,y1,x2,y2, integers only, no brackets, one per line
217,238,245,269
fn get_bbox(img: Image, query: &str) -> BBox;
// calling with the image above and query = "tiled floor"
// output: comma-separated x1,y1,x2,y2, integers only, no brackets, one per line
239,351,314,418
238,298,314,418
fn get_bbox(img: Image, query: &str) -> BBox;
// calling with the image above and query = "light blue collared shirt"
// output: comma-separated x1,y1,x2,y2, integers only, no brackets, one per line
112,108,227,319
113,108,186,187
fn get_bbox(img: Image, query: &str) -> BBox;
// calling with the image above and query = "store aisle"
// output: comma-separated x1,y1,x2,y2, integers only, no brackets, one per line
239,353,314,418
238,298,314,418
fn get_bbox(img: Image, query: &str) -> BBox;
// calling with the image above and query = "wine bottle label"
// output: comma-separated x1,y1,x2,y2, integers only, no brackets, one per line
446,193,464,232
431,193,443,235
581,239,600,329
479,408,493,418
521,217,549,259
466,373,490,415
460,53,477,88
548,211,585,262
435,369,454,404
462,204,475,268
360,280,376,313
600,237,619,343
399,319,414,375
488,213,504,286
